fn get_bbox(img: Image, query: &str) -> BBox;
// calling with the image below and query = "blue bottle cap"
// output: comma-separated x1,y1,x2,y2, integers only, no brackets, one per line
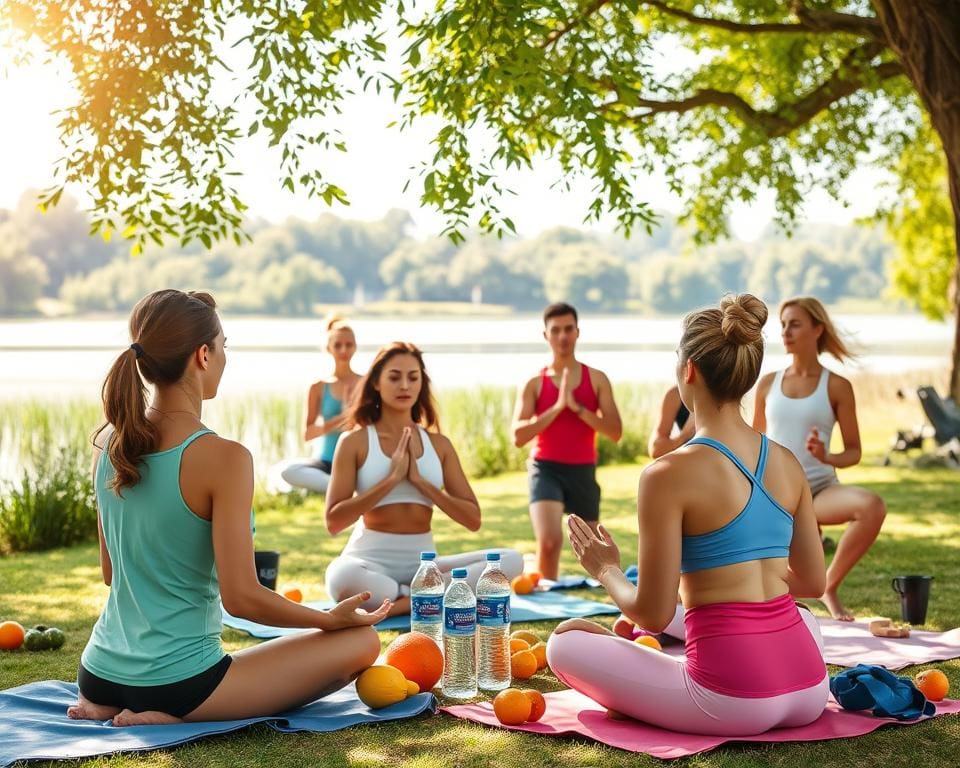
452,568,468,578
485,552,501,561
420,551,436,560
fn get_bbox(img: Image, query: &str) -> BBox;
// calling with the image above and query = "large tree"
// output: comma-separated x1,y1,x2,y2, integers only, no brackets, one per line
3,1,959,393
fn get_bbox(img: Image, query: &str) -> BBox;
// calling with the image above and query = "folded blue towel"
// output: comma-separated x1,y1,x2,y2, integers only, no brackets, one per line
223,592,619,639
830,664,936,720
538,575,601,590
0,680,435,768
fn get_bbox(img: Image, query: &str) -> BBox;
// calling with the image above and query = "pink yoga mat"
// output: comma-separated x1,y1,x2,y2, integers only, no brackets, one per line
442,689,960,759
817,618,960,671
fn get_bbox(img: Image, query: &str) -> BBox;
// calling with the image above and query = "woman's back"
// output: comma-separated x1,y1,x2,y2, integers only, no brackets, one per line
662,427,809,608
82,429,225,686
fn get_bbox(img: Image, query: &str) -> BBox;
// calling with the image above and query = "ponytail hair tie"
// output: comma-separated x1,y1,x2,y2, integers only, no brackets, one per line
130,343,144,359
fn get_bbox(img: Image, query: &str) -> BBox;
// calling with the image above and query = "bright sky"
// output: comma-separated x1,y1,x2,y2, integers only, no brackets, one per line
0,47,891,242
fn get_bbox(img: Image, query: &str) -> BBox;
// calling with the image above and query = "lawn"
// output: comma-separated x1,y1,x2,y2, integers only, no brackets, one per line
1,461,959,767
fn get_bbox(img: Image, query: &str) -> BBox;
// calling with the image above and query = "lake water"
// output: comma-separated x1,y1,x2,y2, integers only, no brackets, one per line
0,312,952,400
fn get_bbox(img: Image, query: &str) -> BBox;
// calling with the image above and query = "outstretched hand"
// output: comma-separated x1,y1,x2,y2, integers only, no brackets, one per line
325,592,392,630
567,515,621,581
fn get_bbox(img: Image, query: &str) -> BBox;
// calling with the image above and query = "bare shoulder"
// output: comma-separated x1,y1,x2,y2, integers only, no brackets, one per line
587,366,611,387
191,434,252,471
827,370,854,397
755,371,776,396
337,426,366,450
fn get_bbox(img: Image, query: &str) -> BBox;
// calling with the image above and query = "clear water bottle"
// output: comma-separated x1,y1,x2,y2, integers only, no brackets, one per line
410,551,444,649
442,567,477,699
476,552,511,691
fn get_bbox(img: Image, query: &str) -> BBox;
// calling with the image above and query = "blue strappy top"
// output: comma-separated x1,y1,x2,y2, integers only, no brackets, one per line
680,435,794,574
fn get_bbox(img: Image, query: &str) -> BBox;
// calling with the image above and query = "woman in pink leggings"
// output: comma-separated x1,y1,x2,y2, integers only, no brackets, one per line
547,294,829,736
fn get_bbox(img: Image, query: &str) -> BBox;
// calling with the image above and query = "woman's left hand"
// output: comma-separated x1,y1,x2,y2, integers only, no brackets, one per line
324,592,392,630
805,427,828,463
567,515,620,580
407,434,422,485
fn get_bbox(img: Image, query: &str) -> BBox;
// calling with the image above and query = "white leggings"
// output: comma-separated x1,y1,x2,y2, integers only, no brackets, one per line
325,523,524,611
546,609,829,736
279,459,331,493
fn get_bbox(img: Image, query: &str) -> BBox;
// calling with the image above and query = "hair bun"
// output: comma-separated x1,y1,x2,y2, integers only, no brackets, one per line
719,293,767,345
326,313,348,332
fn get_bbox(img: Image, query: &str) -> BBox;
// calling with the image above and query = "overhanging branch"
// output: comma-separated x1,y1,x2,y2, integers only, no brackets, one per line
606,44,903,137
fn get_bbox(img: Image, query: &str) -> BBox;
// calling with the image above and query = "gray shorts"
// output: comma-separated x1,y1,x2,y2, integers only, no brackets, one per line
528,459,600,522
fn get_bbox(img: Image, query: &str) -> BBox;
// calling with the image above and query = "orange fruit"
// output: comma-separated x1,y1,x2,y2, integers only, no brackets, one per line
510,638,530,653
527,571,543,587
915,669,950,702
510,629,541,646
634,635,662,651
384,631,444,691
528,641,548,670
523,689,546,722
282,587,303,603
0,621,25,651
512,575,534,595
493,687,532,725
511,649,538,679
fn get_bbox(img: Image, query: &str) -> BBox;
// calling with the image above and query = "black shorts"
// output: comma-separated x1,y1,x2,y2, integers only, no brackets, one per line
78,655,232,718
528,459,601,522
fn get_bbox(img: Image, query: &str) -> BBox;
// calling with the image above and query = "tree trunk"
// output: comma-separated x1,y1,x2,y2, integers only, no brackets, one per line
872,1,960,400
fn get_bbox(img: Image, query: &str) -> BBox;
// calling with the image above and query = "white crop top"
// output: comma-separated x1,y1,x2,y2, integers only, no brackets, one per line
356,425,444,508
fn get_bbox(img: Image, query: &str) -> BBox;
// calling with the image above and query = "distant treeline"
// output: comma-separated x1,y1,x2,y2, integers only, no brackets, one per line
1,190,894,316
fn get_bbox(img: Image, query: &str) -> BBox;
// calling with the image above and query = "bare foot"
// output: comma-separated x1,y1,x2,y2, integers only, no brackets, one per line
385,595,410,618
612,615,636,640
112,709,183,727
554,618,612,636
821,590,855,621
67,698,122,721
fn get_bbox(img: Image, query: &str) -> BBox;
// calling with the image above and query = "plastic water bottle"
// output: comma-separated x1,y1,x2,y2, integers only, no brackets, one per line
476,552,511,691
442,567,477,699
410,551,444,649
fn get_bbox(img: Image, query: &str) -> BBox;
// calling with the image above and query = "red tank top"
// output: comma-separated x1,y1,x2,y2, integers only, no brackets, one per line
533,364,599,464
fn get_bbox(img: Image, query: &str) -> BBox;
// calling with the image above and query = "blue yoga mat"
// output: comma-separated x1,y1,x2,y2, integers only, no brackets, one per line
0,679,435,768
223,591,619,639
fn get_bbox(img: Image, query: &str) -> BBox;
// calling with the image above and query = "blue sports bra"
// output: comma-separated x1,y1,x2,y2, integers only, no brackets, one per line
680,435,794,574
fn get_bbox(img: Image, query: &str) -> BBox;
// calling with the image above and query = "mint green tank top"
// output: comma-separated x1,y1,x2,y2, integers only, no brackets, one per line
81,429,226,685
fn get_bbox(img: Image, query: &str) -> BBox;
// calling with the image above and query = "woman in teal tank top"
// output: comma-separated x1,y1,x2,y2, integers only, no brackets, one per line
70,290,390,727
278,315,361,493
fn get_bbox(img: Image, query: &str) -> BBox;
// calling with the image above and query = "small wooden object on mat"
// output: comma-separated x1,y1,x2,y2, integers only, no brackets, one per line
869,618,911,638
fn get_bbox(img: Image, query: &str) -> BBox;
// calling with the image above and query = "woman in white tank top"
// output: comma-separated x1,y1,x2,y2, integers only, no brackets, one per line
324,342,522,615
753,297,886,622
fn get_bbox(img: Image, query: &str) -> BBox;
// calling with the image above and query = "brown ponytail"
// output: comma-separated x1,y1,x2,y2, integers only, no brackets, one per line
94,289,221,493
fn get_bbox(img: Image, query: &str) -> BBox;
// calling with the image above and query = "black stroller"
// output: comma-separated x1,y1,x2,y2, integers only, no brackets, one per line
884,386,960,466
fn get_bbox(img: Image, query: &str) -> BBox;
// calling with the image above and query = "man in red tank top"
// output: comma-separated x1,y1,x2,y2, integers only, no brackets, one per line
511,303,622,579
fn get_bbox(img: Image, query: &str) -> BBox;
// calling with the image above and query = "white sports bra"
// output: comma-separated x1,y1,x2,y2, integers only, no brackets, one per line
356,425,444,508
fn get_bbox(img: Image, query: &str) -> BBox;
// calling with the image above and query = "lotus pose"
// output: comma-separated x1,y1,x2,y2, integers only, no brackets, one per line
324,342,522,616
280,315,361,493
70,290,388,727
753,297,886,621
548,294,828,736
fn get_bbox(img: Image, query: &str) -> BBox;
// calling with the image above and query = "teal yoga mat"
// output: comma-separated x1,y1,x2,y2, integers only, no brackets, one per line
223,591,619,639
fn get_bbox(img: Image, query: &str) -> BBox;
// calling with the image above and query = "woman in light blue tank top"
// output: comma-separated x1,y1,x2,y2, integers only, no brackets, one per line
754,296,886,622
278,316,361,493
70,290,390,727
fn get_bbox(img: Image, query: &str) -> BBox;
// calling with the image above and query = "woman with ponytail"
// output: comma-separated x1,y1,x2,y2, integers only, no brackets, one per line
70,289,388,727
754,296,886,621
279,315,361,493
547,294,829,736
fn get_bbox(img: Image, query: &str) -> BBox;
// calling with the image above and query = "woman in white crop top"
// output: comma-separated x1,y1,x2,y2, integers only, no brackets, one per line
754,297,886,622
324,342,523,615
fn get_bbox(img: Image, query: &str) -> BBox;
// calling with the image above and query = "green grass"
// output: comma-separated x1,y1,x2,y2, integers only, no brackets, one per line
1,461,959,767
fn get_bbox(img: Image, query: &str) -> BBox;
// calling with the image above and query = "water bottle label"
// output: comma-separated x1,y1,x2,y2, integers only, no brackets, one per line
412,595,442,624
476,596,510,626
444,606,476,636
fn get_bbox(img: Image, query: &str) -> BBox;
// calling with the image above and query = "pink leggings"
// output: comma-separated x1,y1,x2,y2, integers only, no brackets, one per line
546,606,828,736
